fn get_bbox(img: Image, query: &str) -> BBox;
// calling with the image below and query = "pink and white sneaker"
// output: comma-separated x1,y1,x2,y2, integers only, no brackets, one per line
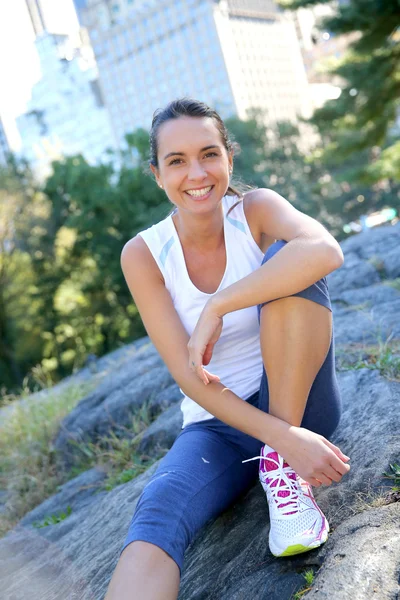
243,445,329,557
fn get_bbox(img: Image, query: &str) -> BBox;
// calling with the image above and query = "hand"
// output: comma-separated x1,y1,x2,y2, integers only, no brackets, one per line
278,426,351,487
187,300,223,385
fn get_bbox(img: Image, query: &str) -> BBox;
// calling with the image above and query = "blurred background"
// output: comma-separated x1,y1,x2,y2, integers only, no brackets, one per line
0,0,399,397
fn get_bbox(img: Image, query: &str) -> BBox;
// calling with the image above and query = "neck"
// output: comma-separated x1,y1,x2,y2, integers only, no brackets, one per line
172,205,224,252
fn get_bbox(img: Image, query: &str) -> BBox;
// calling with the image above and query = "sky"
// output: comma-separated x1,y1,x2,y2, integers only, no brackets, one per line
0,0,79,148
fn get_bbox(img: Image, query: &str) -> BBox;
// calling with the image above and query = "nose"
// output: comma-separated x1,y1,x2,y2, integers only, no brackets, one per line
187,160,207,181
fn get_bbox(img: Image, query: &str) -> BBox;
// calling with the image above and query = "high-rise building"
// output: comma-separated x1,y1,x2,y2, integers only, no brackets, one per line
25,0,80,36
16,30,117,180
80,0,312,146
0,118,11,167
294,5,349,109
73,0,88,24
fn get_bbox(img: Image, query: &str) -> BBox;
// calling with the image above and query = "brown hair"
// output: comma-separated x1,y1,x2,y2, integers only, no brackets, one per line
149,97,253,209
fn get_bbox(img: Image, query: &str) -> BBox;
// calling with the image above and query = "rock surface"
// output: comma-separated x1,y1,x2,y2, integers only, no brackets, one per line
0,222,399,599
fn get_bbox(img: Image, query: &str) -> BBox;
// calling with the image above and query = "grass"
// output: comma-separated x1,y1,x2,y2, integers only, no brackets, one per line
32,506,72,529
0,377,166,538
336,336,400,382
383,463,400,496
292,569,315,599
66,402,168,492
348,463,400,515
383,277,400,291
0,379,99,538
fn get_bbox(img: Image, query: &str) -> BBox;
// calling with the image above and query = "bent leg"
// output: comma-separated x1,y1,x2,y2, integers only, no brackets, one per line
257,240,341,439
106,420,261,599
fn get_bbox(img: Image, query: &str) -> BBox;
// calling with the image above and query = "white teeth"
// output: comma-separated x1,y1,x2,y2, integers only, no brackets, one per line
186,186,212,197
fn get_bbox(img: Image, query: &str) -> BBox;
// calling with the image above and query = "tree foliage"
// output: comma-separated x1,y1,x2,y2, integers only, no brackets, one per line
279,0,400,182
1,112,399,396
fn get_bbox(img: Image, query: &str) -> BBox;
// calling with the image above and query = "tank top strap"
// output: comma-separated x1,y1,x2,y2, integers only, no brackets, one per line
137,213,177,284
223,194,265,259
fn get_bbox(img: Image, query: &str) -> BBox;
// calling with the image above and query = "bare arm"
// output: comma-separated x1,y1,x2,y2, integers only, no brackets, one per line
120,235,290,452
188,188,344,379
121,236,350,486
213,188,344,317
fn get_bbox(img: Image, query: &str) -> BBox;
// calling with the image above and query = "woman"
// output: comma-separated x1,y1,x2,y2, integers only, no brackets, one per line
105,98,350,600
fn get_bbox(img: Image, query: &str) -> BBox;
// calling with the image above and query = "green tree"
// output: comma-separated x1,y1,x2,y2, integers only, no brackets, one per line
0,156,47,393
279,0,400,183
36,131,171,381
228,111,398,238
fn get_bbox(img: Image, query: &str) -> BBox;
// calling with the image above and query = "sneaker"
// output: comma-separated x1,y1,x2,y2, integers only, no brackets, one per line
243,445,329,557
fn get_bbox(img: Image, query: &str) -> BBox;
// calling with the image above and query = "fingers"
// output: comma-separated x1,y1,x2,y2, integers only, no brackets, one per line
189,356,208,384
324,439,351,463
307,477,322,487
189,357,220,385
321,439,351,478
324,465,343,483
204,368,220,383
203,343,215,366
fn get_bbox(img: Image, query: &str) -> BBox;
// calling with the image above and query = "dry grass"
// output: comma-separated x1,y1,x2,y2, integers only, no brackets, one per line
0,379,98,538
0,379,167,539
336,337,400,382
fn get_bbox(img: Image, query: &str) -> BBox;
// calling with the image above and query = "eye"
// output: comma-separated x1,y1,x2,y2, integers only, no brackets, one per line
168,158,183,165
204,152,218,158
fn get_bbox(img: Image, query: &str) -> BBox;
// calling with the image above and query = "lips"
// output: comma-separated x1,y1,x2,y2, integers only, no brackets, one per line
185,185,214,199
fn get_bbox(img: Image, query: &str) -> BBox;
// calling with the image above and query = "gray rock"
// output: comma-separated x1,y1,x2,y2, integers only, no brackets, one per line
1,367,398,600
138,402,183,456
339,221,400,259
0,462,160,600
19,468,108,529
304,503,400,599
52,345,180,468
1,223,400,599
330,281,400,308
178,369,400,600
382,245,400,279
332,299,400,345
327,259,380,294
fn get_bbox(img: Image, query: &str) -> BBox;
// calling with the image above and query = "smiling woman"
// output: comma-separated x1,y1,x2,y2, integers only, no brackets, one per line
104,97,349,600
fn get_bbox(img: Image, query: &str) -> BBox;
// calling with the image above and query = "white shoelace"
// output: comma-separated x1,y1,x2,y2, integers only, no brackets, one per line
242,454,299,514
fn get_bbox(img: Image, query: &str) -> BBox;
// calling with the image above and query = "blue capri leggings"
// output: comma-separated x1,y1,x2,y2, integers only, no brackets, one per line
120,240,342,574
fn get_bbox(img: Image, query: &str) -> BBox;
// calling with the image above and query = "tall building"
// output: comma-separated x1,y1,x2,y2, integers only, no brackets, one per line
16,30,117,181
294,5,349,109
73,0,88,24
80,0,312,146
25,0,80,36
0,118,11,167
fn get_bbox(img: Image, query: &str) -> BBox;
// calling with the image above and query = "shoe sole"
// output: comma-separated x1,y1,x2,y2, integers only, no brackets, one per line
270,519,330,557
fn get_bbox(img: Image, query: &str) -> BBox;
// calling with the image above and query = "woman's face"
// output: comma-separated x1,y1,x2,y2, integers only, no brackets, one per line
151,116,233,215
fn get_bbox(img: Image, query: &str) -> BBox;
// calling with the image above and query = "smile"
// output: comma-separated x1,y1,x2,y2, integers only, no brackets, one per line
185,186,214,198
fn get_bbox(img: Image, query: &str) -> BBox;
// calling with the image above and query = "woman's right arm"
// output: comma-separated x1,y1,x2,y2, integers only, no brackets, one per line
120,236,350,486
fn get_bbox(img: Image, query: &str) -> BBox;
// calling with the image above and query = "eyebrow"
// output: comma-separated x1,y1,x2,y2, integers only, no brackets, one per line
163,145,220,161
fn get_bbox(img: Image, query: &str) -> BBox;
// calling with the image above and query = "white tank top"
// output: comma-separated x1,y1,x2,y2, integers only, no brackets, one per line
138,194,265,428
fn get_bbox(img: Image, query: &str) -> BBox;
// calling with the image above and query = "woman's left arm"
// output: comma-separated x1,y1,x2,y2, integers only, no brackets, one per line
213,188,343,314
188,188,344,382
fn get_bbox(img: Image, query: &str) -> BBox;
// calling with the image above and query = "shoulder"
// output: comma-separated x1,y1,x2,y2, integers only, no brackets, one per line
120,235,165,284
243,187,343,250
243,187,281,213
242,188,282,242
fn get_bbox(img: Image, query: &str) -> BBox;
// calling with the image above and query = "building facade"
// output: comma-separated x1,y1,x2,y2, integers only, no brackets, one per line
0,118,11,167
16,30,117,181
80,0,312,147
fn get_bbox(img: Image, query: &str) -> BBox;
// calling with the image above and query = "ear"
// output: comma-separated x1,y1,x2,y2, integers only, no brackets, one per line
150,164,163,189
228,152,233,174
